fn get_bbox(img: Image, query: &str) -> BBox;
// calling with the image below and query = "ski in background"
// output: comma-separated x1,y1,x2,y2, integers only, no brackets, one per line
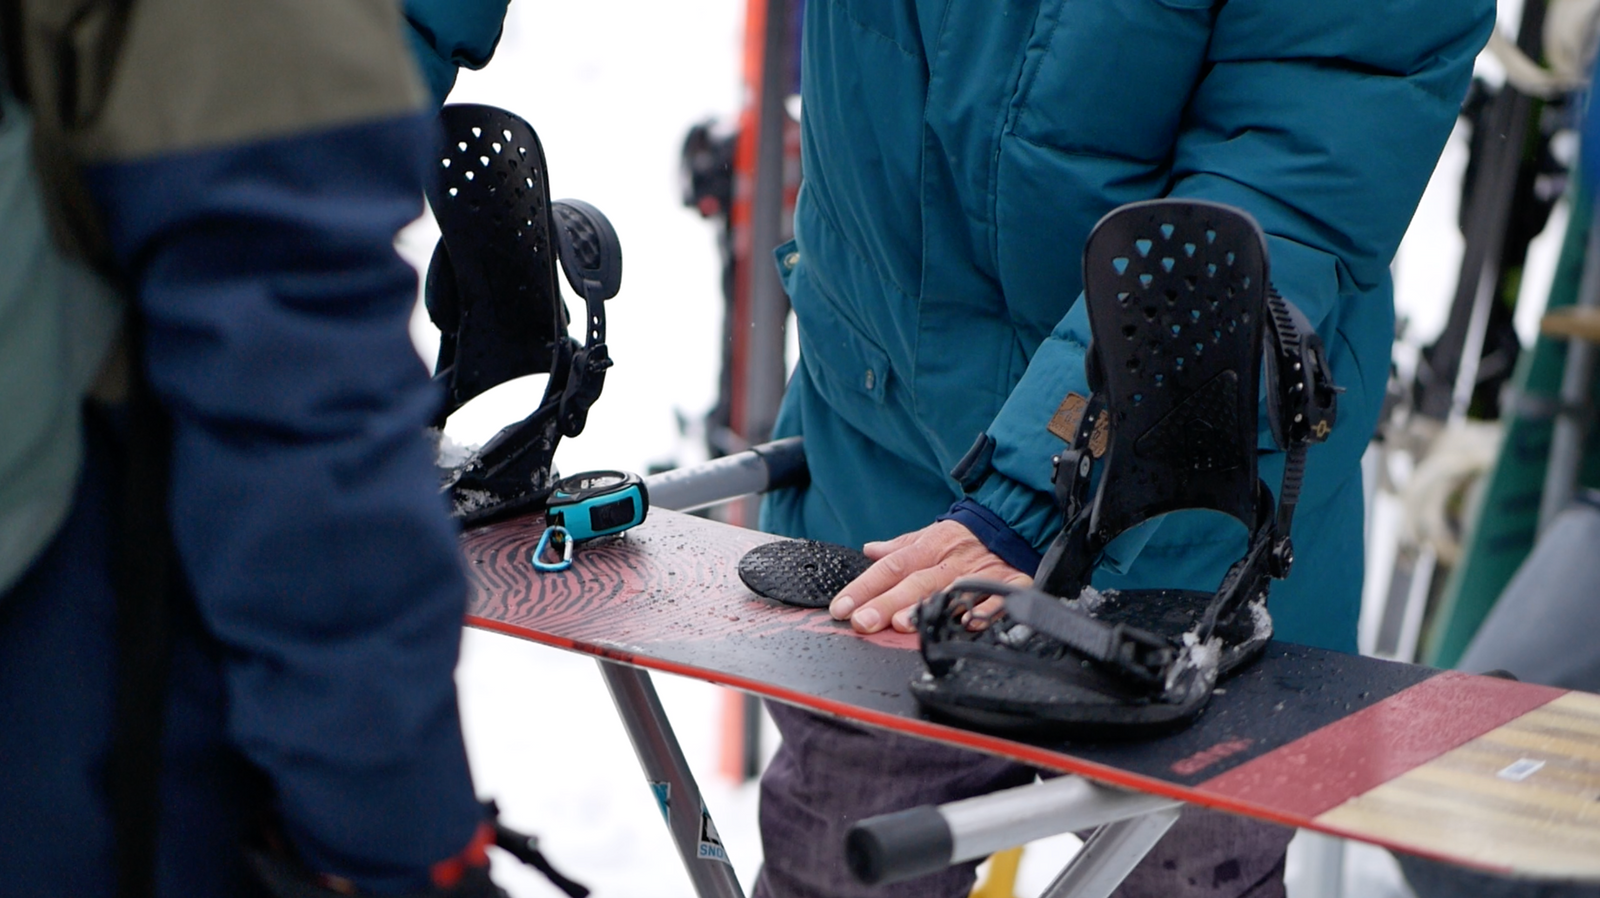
679,0,804,782
1363,0,1587,664
1426,188,1600,669
1420,0,1600,669
1394,23,1600,884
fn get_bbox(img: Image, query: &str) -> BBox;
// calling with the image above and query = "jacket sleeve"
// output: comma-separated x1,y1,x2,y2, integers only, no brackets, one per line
404,0,513,105
18,0,485,891
972,0,1494,562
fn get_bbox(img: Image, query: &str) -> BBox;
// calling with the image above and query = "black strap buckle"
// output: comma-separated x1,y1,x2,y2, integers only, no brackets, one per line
1002,586,1175,687
1263,289,1340,556
1049,389,1105,518
1050,449,1092,518
1265,290,1340,448
951,433,996,492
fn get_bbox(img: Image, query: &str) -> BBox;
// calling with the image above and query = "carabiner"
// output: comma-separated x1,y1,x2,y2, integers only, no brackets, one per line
532,525,574,572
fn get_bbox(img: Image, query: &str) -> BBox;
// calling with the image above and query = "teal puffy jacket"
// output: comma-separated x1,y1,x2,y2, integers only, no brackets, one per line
764,0,1494,651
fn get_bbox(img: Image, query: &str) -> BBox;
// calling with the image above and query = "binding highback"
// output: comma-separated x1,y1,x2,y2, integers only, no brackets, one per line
1081,199,1269,538
1037,198,1340,623
427,103,622,524
427,104,569,420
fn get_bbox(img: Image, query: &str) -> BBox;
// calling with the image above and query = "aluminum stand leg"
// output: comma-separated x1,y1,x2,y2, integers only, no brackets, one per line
1538,205,1600,531
1288,830,1347,898
598,660,745,898
1039,807,1182,898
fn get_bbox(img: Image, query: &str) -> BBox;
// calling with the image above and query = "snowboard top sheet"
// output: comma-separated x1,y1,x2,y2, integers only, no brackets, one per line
463,509,1600,881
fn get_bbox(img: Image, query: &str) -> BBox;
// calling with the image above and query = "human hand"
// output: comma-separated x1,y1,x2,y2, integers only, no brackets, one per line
828,520,1031,634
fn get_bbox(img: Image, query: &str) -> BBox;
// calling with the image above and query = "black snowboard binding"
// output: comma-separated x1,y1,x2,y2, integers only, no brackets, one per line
912,199,1340,737
426,104,623,524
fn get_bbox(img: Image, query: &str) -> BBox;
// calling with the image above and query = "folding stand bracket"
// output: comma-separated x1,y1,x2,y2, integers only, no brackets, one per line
602,660,1183,898
1037,809,1182,898
594,440,1188,898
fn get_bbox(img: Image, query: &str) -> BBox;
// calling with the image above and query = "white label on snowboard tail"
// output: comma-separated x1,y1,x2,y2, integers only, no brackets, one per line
1497,758,1546,782
697,806,730,864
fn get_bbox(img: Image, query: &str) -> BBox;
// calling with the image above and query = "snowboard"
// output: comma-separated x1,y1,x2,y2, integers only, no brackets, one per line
463,509,1600,881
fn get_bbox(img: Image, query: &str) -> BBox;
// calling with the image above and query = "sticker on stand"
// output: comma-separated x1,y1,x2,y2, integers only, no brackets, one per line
1497,758,1545,782
650,781,671,824
697,806,730,864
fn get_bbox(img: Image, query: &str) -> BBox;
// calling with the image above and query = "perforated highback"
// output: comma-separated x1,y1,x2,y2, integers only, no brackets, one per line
1079,199,1269,542
427,103,568,417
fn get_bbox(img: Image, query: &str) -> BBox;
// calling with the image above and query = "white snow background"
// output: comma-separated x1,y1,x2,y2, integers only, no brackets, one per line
392,1,1561,895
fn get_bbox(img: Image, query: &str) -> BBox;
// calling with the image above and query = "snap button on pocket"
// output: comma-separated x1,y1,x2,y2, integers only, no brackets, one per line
864,369,876,391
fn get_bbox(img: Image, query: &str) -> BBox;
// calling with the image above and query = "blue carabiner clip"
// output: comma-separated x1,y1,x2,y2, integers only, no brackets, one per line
532,525,574,573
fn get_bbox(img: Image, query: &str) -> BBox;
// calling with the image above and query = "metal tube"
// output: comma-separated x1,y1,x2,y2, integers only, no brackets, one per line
943,777,1180,864
1538,205,1600,530
1395,545,1437,663
1449,257,1504,423
1288,830,1348,898
598,661,745,898
644,436,806,513
1038,807,1183,898
1419,6,1540,421
741,0,793,448
845,776,1180,886
646,452,770,512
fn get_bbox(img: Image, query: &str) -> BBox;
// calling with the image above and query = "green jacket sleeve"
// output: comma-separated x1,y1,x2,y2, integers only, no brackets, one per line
975,0,1494,564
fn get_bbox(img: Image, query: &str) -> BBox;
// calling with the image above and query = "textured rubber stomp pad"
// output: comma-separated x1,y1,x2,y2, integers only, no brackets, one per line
738,540,873,608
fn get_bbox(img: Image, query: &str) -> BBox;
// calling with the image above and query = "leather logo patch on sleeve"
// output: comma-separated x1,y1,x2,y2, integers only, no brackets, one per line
1048,393,1088,443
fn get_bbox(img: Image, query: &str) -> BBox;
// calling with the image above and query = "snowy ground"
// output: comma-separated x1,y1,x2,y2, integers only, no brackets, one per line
400,2,1557,895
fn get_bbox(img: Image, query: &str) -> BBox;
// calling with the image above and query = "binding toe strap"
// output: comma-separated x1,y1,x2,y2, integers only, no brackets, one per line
918,580,1185,694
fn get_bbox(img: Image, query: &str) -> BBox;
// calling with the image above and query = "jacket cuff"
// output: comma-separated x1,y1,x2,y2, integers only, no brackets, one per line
969,471,1065,558
937,498,1044,576
978,297,1169,575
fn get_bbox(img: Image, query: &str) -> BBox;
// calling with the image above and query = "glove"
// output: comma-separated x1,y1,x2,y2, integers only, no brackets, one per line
250,822,508,898
250,810,589,898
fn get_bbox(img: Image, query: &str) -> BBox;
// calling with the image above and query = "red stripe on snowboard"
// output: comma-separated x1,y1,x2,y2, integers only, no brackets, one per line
1196,672,1565,818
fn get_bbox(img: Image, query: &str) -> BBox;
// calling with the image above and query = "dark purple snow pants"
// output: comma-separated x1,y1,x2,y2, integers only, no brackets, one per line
752,703,1292,898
